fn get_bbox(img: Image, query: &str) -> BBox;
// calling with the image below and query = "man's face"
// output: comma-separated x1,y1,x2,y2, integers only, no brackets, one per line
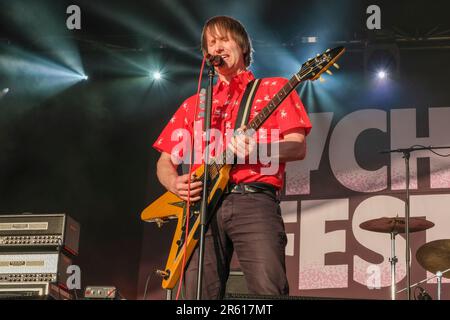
205,26,246,77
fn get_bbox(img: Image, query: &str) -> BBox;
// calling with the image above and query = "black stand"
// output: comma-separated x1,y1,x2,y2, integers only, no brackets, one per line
196,63,216,300
381,145,450,300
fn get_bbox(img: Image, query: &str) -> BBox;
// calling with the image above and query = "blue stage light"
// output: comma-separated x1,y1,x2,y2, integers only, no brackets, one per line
377,70,387,79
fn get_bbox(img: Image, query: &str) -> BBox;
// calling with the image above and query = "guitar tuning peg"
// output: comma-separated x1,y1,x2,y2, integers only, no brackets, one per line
333,63,340,69
319,76,326,83
325,69,333,75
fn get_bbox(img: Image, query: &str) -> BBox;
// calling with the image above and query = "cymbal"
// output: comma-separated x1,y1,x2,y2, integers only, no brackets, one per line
359,217,434,234
416,240,450,278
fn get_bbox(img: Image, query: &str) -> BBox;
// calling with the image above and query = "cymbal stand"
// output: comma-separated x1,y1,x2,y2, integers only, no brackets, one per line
381,145,450,299
437,271,443,300
389,231,398,300
397,267,450,300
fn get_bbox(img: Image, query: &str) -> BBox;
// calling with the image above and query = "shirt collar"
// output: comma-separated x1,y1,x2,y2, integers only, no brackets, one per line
214,70,255,94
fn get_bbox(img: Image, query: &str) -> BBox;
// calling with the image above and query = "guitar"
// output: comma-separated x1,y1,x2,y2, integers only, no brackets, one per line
141,46,346,289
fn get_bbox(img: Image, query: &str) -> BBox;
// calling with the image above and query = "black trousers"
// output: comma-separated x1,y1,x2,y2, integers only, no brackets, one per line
184,192,289,299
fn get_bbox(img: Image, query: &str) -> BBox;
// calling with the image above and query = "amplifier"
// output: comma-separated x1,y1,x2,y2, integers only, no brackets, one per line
0,252,72,287
0,213,80,255
84,286,118,299
0,282,73,300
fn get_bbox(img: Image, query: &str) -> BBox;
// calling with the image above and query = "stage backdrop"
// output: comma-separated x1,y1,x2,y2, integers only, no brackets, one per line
138,46,450,300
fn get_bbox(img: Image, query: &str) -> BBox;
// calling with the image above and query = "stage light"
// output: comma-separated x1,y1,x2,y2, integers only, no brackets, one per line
377,70,387,79
0,88,10,98
152,72,162,80
302,37,318,43
82,75,88,80
364,42,400,80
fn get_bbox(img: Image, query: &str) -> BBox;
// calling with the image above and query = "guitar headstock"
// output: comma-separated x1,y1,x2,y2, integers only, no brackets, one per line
298,46,345,82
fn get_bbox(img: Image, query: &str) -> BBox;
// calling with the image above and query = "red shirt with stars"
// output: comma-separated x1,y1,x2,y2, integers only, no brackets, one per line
153,70,312,189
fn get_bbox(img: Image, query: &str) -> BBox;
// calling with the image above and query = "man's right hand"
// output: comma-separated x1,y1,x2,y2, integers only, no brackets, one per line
170,173,203,202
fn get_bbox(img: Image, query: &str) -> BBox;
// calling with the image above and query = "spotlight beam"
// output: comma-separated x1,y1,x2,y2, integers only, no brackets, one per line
0,44,87,99
2,1,85,76
85,2,199,59
160,0,201,40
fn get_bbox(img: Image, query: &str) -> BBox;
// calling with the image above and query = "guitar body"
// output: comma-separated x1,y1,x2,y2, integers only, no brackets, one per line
141,163,232,289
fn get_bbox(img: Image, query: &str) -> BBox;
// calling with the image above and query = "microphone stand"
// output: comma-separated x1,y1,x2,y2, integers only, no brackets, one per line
380,145,450,300
196,61,216,300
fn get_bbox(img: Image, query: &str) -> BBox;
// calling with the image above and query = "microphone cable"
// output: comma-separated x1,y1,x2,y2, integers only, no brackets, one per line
175,55,207,300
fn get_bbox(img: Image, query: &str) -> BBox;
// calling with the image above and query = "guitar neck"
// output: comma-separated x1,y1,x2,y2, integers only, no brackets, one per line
247,75,302,132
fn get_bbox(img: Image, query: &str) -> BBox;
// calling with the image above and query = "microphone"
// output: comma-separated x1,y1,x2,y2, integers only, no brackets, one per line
205,54,224,67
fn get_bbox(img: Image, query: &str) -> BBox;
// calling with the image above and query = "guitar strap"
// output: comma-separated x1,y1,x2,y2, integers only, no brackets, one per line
234,78,261,130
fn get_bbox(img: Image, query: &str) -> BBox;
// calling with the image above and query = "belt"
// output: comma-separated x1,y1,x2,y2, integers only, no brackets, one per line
225,182,279,199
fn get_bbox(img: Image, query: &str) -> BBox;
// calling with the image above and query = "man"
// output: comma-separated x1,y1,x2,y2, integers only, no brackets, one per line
153,16,312,299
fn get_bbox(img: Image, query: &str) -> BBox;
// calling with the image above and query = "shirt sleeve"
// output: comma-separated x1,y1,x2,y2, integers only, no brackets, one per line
272,78,312,137
152,97,196,161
